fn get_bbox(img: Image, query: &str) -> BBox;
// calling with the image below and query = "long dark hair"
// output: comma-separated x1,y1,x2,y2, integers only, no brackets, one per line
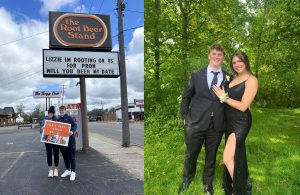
230,51,252,75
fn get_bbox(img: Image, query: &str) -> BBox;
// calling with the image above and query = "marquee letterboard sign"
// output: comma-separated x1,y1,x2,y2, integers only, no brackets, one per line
43,49,120,78
49,12,112,50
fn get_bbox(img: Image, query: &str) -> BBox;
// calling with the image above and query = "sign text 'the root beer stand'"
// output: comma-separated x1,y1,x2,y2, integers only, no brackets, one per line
44,12,119,78
49,12,112,50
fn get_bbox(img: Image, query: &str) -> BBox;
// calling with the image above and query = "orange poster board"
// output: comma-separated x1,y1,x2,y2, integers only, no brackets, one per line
41,120,71,146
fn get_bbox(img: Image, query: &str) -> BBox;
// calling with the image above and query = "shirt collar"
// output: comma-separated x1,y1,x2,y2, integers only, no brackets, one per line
207,65,222,73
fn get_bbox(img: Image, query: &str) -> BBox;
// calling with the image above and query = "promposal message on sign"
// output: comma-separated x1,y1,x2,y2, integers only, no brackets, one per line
43,49,120,78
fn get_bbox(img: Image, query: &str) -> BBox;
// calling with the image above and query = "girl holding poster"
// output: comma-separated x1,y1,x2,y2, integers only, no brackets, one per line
40,106,60,178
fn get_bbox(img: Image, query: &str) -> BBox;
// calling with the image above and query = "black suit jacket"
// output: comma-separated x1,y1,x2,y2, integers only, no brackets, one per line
180,67,227,132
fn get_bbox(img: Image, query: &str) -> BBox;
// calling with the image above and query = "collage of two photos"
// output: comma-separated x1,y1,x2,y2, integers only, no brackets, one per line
0,0,299,194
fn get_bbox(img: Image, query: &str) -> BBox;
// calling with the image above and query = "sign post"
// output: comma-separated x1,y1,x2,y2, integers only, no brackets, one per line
44,11,119,152
33,91,61,112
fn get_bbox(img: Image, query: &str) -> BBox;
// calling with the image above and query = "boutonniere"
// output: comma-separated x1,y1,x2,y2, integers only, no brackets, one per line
226,75,231,82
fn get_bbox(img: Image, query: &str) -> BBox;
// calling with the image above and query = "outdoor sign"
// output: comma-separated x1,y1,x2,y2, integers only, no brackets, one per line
66,103,81,110
41,120,71,147
43,49,120,78
134,99,144,107
33,91,61,98
65,103,83,151
49,12,112,50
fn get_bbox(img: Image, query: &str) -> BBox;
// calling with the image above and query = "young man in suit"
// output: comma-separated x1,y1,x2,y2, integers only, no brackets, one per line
179,44,226,194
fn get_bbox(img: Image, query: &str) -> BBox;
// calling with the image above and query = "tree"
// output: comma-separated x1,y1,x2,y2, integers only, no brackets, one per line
16,104,25,116
146,0,300,114
32,104,44,123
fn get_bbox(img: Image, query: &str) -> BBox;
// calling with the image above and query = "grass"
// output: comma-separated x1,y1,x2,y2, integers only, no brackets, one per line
145,108,300,195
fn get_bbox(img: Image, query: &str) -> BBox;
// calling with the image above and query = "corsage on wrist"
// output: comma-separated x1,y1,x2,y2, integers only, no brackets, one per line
219,92,229,103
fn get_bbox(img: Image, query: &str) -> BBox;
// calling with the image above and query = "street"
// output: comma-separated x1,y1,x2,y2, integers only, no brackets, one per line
88,121,144,148
0,126,143,194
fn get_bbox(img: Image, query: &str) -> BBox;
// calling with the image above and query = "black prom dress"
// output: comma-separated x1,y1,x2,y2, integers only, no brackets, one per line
223,80,252,195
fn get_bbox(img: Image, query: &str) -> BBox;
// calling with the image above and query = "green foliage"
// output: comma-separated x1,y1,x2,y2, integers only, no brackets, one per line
145,0,300,112
145,108,300,194
31,104,44,123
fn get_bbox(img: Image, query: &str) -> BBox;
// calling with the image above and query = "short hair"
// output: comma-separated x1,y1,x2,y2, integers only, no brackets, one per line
59,106,66,110
209,44,225,56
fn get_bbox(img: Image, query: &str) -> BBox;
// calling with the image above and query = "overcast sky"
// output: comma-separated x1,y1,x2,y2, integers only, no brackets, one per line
0,0,144,112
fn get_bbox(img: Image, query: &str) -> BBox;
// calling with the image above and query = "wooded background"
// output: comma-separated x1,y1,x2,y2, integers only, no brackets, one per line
144,1,300,194
145,0,300,117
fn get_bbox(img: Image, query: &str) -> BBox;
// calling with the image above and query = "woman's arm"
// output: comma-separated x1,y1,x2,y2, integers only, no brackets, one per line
212,76,258,112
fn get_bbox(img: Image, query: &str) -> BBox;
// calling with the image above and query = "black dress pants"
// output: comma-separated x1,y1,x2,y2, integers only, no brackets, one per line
183,118,223,184
60,134,76,172
45,143,59,167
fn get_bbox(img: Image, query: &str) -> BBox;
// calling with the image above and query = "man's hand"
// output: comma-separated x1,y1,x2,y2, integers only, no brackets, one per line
69,131,73,136
183,120,185,125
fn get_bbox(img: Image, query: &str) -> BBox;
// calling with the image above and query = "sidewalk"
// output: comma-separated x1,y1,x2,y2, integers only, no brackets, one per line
89,132,144,180
0,127,144,195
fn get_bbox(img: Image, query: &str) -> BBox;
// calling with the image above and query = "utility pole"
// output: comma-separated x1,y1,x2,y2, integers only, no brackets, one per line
101,100,104,122
61,84,65,106
117,0,130,147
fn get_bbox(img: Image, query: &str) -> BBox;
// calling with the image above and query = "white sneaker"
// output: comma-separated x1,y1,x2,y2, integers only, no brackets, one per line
48,169,53,178
53,168,58,177
70,172,76,181
61,170,71,178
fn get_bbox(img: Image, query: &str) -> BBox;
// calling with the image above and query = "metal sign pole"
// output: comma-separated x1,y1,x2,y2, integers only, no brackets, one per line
46,98,48,111
80,77,89,152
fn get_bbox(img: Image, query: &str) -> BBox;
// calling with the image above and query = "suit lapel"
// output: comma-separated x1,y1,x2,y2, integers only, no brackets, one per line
220,69,227,87
201,67,210,91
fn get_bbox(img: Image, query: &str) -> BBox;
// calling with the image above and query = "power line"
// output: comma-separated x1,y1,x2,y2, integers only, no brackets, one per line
102,9,116,14
0,65,42,82
0,31,48,47
112,25,144,38
125,9,144,14
80,0,84,12
99,0,104,12
89,0,95,13
3,70,42,86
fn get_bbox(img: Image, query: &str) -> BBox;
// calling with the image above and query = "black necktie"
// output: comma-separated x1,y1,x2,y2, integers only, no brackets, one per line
211,71,219,98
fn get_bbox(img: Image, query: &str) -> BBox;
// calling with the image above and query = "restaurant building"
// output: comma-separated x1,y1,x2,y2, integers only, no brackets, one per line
0,107,16,126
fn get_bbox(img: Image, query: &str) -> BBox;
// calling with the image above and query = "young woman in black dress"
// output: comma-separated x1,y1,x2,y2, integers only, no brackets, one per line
212,51,258,195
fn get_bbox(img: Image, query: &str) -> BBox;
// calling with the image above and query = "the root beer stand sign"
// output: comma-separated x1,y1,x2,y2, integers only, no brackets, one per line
44,12,119,78
49,12,112,50
43,12,119,151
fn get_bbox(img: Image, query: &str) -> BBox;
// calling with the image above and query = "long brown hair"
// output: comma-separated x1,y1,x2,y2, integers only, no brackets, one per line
230,51,252,75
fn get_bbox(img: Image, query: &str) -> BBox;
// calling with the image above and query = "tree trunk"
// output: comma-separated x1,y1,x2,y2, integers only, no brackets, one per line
179,0,190,84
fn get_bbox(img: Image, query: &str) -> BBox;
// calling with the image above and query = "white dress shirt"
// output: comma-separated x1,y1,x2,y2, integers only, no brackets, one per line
207,65,223,89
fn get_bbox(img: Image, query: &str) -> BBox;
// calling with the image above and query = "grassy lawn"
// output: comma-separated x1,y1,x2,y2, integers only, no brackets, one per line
145,108,300,194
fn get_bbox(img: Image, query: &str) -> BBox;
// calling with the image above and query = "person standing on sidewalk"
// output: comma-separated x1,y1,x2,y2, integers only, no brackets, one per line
58,106,77,181
40,106,60,178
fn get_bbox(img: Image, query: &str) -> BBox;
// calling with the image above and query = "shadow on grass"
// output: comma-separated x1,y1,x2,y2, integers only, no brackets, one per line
145,108,300,194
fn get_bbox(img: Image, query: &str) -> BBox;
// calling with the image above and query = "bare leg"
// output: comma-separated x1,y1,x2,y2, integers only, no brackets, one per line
223,133,236,180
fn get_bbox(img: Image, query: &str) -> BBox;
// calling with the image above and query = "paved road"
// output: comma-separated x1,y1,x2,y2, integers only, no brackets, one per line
0,127,143,194
88,122,144,148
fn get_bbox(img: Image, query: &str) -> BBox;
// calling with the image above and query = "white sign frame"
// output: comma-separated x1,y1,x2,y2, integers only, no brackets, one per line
33,91,61,98
43,49,120,78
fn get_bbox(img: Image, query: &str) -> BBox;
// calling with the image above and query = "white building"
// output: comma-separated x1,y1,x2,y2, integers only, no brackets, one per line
115,102,144,121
